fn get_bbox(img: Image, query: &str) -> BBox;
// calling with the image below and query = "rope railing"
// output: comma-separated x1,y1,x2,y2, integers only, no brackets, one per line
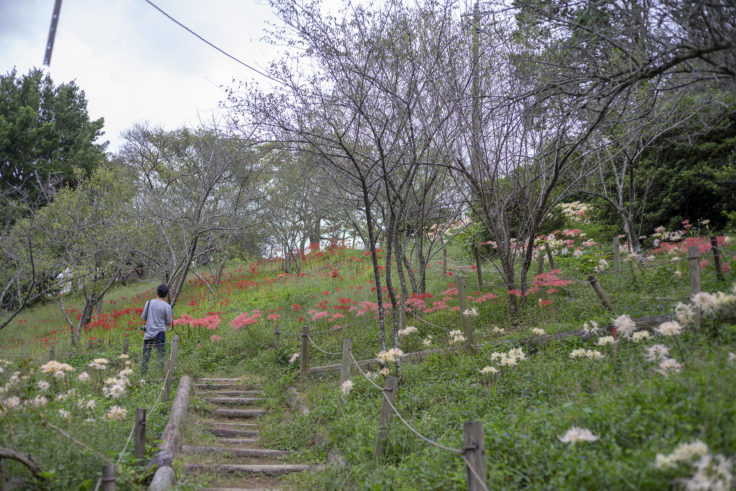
347,348,489,491
306,335,343,357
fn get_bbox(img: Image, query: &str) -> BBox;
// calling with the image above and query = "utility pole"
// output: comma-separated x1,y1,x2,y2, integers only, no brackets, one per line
44,0,64,66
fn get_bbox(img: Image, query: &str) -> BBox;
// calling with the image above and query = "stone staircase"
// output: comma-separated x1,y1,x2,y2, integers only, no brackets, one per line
182,377,318,491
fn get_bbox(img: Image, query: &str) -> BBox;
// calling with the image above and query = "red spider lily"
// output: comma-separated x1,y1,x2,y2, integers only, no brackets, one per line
292,304,302,311
211,335,222,343
312,311,330,321
267,314,280,321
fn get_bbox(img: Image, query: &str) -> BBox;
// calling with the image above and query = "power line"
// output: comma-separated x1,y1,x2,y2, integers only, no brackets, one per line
142,0,285,86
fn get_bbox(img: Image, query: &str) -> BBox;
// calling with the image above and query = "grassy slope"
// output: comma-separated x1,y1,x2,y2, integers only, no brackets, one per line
2,225,735,489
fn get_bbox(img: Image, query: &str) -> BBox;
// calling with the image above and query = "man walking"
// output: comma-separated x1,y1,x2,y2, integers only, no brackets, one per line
141,284,172,375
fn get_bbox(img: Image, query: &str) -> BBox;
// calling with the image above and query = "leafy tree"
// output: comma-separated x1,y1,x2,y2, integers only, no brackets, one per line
0,68,107,218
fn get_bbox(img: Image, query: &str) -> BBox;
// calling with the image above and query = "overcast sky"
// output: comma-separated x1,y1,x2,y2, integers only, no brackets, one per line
0,0,289,152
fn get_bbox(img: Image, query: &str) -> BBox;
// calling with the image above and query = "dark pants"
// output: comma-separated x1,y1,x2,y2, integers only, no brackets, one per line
142,331,166,375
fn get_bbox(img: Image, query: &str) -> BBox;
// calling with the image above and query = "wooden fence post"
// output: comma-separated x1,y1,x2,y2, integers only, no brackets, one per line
544,243,556,270
711,237,724,281
374,375,398,460
537,251,545,276
340,338,353,384
273,323,280,350
588,276,614,313
472,242,484,287
49,346,55,361
688,246,702,328
456,276,474,352
163,335,179,402
464,421,487,491
300,325,309,381
101,464,116,490
123,337,129,355
134,408,146,461
612,237,621,274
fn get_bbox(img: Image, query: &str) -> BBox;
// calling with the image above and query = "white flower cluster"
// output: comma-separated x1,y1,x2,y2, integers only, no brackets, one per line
612,314,637,339
654,440,733,491
106,405,128,421
289,353,299,364
398,326,418,337
597,336,615,346
490,348,526,367
376,348,404,363
631,331,651,342
582,321,600,335
88,358,109,370
492,326,505,334
558,427,598,444
340,380,354,396
462,308,479,317
448,330,466,344
531,328,545,336
40,360,75,378
479,366,498,375
103,371,131,399
655,321,683,337
422,336,433,347
594,259,609,274
558,202,590,222
569,349,604,360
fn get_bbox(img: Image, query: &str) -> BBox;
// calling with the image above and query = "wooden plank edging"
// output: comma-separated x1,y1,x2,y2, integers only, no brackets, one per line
149,375,191,490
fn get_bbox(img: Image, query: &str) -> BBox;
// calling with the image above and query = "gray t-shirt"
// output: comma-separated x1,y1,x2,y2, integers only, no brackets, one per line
141,299,172,340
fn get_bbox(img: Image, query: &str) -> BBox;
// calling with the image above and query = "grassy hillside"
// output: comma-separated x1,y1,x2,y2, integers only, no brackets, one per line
1,219,735,489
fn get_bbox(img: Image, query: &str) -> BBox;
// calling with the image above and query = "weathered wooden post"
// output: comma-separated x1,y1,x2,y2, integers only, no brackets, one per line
544,243,556,270
588,276,614,313
300,325,309,381
711,237,724,281
374,375,398,460
273,323,280,350
101,464,116,490
340,338,353,384
472,242,484,287
122,337,129,355
134,408,146,461
163,335,179,402
612,237,621,274
464,421,487,491
688,246,702,328
537,251,545,276
49,346,55,361
456,276,474,352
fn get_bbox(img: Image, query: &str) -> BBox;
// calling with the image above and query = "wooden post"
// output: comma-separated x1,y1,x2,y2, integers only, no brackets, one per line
588,276,614,313
472,242,483,287
49,346,55,361
123,337,129,355
537,250,545,275
300,325,309,381
544,243,556,269
688,246,701,297
88,340,93,351
688,246,702,328
442,239,447,277
456,276,474,352
101,464,116,490
464,421,487,491
711,237,724,281
340,338,353,384
374,375,398,460
273,323,280,350
612,237,621,274
163,335,179,402
134,408,146,461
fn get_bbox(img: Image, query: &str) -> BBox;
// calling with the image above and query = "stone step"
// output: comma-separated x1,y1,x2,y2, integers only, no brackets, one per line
217,438,259,446
212,408,268,418
195,383,244,391
200,421,260,429
204,390,264,397
207,397,261,405
206,428,259,438
183,445,290,458
184,463,320,475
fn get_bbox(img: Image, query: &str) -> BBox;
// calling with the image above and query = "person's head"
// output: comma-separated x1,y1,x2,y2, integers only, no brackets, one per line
156,284,170,299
